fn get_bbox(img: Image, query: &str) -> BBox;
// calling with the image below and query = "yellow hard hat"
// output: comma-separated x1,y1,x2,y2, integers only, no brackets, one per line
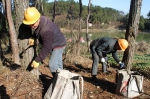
23,7,41,25
118,39,128,51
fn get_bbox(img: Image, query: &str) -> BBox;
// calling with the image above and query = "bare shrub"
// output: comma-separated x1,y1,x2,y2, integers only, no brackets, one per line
137,41,150,53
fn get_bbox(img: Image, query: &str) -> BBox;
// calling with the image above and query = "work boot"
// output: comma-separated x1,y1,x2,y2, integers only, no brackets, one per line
91,75,99,84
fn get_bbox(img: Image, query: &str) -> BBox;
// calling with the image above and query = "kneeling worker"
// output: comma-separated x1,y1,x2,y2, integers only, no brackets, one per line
90,37,128,81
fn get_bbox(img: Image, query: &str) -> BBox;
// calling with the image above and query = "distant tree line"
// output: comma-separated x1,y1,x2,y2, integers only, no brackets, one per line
42,0,150,30
0,0,150,33
46,0,124,23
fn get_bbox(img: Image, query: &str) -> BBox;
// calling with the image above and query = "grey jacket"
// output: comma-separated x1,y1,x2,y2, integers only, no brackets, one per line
90,37,120,63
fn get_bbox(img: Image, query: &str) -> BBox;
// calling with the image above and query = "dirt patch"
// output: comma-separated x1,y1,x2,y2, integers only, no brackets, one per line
64,58,150,99
0,68,43,99
0,56,150,99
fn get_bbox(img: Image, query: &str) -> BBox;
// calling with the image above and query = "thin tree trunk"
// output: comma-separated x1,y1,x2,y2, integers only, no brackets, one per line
35,0,44,15
86,0,92,52
2,0,5,12
0,40,4,65
76,0,82,55
52,0,56,22
6,0,20,65
123,0,142,71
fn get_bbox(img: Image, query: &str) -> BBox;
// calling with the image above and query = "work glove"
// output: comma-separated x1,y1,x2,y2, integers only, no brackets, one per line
28,38,34,46
101,58,105,63
31,60,39,69
119,62,124,69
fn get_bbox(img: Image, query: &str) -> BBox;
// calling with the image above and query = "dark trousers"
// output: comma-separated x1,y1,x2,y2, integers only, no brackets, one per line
91,52,108,76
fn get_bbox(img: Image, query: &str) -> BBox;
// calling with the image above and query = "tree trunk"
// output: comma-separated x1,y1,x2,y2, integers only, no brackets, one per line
76,0,82,55
14,0,33,68
1,0,6,64
6,0,20,65
123,0,142,71
52,0,56,22
2,0,5,12
14,0,41,78
0,40,3,65
86,0,92,52
35,0,44,15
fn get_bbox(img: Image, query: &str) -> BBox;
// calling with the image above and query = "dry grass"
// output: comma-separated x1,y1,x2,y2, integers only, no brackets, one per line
137,41,150,53
0,67,43,99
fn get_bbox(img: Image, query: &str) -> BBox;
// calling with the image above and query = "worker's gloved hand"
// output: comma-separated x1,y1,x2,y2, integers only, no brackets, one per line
119,62,124,69
101,58,105,63
28,38,34,46
31,60,39,69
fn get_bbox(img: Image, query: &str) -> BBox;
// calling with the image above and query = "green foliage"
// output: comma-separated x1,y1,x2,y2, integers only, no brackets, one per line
139,16,145,30
147,11,150,19
107,52,150,70
44,1,124,24
89,31,150,43
133,54,150,70
144,19,150,30
43,0,51,16
136,33,150,43
43,0,150,30
90,31,125,40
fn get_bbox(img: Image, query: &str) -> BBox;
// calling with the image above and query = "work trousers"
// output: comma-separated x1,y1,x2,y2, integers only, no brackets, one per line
91,52,108,75
49,46,66,73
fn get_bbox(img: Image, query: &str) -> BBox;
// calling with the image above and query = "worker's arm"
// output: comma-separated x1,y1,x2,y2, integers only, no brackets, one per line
112,51,120,63
112,51,125,69
96,42,108,58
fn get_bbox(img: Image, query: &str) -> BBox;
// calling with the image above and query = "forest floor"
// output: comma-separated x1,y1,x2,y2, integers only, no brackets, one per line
0,56,150,99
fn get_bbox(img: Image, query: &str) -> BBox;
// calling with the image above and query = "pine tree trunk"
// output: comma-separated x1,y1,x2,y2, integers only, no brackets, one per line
14,0,32,68
123,0,142,71
86,0,92,52
14,0,40,78
52,0,56,22
6,0,20,65
76,0,82,55
35,0,44,15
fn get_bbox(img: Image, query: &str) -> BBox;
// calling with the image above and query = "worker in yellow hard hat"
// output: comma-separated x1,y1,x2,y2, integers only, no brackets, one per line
90,37,128,83
23,7,66,78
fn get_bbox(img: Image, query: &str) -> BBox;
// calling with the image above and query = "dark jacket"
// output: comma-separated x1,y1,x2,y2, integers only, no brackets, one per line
90,37,120,63
33,16,66,62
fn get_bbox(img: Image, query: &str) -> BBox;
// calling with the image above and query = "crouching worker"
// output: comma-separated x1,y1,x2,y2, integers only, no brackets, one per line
23,7,66,77
90,37,128,82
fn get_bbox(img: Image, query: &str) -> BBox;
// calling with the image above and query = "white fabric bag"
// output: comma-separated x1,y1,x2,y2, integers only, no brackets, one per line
44,69,84,99
116,69,144,98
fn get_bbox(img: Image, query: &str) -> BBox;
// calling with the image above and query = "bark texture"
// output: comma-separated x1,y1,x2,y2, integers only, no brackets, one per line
14,0,40,78
6,0,20,65
123,0,142,71
86,0,92,51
